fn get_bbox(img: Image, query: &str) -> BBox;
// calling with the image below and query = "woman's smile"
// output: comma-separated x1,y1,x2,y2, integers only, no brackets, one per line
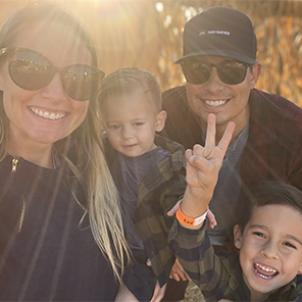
29,106,67,120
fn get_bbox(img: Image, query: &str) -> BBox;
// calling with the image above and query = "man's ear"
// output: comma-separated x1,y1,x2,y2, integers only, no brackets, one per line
248,63,261,88
233,224,243,249
155,110,167,132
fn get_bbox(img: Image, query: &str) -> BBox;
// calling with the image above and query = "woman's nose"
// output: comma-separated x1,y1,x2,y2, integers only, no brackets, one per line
40,73,66,101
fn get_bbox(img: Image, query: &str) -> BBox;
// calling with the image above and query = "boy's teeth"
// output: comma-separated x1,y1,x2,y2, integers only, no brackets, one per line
255,263,277,275
205,100,227,107
30,107,65,120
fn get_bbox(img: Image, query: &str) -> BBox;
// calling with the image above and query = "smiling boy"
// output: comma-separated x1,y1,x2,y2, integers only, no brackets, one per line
170,181,302,301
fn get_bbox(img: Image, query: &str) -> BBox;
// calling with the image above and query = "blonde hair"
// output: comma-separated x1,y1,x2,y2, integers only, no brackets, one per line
0,2,129,281
99,67,162,112
59,105,130,281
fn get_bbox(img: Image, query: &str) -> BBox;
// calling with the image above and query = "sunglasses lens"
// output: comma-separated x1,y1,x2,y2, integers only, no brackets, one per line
218,61,248,85
9,49,53,91
181,61,211,84
181,59,249,85
7,48,104,101
62,65,103,101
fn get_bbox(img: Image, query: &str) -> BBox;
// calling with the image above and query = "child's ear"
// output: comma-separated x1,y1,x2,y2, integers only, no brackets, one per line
233,224,243,249
155,110,167,132
298,263,302,275
101,129,107,138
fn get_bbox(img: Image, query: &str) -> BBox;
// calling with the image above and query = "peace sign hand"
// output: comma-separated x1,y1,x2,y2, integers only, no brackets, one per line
181,114,235,219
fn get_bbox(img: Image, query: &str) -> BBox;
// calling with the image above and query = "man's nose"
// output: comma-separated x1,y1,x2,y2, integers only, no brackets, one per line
205,67,225,88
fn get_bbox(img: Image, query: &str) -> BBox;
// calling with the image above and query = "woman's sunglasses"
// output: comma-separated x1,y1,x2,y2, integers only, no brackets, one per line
181,59,250,85
0,47,105,101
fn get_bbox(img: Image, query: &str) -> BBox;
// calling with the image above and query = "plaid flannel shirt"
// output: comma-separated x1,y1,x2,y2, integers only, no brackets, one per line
169,222,302,301
105,135,186,286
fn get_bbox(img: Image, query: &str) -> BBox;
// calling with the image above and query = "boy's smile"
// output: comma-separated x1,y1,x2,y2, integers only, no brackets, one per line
252,262,278,280
234,204,302,300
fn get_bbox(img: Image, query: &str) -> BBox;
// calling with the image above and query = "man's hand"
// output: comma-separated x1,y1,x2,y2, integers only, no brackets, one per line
181,114,235,218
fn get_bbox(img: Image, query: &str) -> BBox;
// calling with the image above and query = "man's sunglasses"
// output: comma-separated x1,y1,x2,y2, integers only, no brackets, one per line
0,47,105,101
181,59,251,85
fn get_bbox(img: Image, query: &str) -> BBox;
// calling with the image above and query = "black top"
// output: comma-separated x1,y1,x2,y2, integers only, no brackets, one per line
0,155,118,301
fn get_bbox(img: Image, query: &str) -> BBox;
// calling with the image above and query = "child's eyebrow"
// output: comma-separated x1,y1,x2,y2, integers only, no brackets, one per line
248,224,267,230
249,225,302,246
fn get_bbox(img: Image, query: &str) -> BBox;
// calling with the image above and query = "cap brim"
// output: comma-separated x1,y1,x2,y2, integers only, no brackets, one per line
175,50,256,65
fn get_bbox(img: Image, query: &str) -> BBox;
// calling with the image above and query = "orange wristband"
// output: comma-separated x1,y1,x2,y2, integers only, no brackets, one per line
176,206,208,227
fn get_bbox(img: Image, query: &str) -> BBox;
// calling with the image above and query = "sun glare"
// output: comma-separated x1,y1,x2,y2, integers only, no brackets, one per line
155,2,164,13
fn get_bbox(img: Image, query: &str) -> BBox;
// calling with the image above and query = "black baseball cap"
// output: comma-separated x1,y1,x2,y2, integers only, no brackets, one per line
176,6,257,64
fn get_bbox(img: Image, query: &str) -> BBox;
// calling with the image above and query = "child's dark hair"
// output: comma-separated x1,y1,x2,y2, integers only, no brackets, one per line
98,67,162,111
237,181,302,231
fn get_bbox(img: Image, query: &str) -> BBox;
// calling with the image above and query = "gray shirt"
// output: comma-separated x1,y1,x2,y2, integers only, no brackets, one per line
208,126,249,245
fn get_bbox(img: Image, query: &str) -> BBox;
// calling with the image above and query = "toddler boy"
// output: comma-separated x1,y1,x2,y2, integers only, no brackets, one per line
99,68,186,301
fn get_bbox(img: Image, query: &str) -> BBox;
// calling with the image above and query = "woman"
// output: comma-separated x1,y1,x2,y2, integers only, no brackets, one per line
0,2,129,300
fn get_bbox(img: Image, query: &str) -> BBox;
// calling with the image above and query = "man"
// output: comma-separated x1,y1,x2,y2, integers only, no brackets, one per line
162,6,302,300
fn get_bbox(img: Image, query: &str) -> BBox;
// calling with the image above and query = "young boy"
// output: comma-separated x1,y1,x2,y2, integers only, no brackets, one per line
170,135,302,301
99,68,187,301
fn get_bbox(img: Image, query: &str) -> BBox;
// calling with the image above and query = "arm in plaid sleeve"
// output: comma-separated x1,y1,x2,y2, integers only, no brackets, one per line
169,221,243,300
